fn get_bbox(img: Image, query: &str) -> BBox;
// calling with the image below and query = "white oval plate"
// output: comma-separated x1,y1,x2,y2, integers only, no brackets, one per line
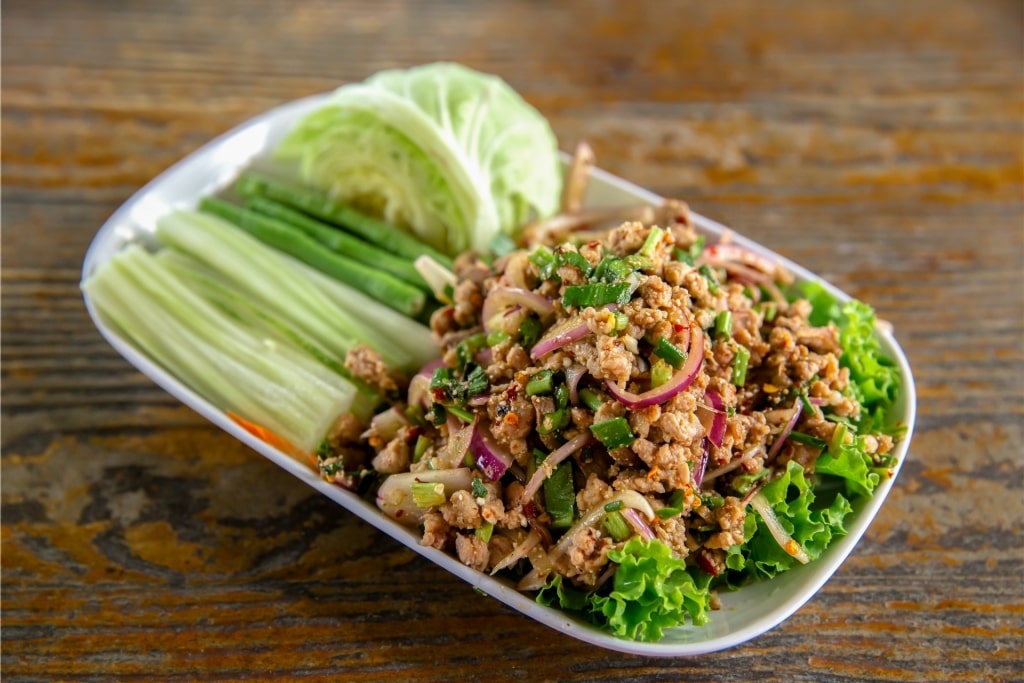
81,93,916,657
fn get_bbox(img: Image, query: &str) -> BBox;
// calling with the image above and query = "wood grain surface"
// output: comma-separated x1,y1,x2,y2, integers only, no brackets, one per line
3,1,1022,681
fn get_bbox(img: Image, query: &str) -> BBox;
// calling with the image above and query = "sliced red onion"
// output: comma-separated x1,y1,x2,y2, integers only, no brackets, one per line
765,401,803,464
469,421,513,481
530,315,590,359
474,347,493,366
490,529,542,575
530,305,618,360
521,432,591,503
702,444,764,485
702,243,779,275
482,287,554,331
565,366,587,405
442,414,477,469
468,394,490,407
621,507,656,541
408,357,446,408
704,389,726,448
749,491,811,564
606,326,705,409
692,439,710,488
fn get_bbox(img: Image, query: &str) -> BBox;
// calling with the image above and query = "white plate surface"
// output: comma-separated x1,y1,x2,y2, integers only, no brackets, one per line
81,93,917,657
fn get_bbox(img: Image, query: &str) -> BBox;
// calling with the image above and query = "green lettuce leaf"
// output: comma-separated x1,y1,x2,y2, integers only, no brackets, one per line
276,62,562,255
721,461,852,583
537,538,712,642
815,433,881,498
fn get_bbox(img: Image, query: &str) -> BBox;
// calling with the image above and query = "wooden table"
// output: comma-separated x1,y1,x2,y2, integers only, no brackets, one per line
3,1,1022,680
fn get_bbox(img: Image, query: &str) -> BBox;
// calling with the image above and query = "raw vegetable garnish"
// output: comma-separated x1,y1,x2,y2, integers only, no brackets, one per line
82,62,907,644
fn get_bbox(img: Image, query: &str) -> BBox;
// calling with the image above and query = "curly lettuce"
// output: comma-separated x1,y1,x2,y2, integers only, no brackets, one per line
276,62,562,255
722,460,852,583
537,538,712,642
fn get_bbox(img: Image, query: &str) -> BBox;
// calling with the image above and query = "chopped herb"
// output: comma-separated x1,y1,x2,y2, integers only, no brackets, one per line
410,481,446,508
701,492,725,509
698,264,721,295
520,316,543,348
732,345,751,386
530,246,556,280
447,404,475,423
563,282,633,309
639,226,666,259
471,477,488,499
590,417,636,449
650,357,673,389
526,369,554,396
579,388,605,412
675,234,707,265
413,435,431,463
731,468,770,495
538,408,569,435
555,247,594,277
830,422,849,455
428,402,447,425
787,431,829,450
602,511,631,542
655,489,685,519
486,329,509,346
654,337,687,369
475,522,494,543
714,310,733,340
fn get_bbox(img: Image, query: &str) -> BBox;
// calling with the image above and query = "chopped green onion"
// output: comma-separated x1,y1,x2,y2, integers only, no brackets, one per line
639,226,666,259
519,316,543,348
543,456,577,529
701,493,725,509
526,369,554,396
604,500,624,513
830,422,849,455
650,358,673,389
556,248,593,277
699,264,721,295
410,481,447,508
486,329,509,346
471,477,488,499
530,246,556,279
714,310,733,339
613,311,630,332
554,384,570,410
676,235,707,265
590,417,636,449
654,337,687,369
447,404,475,423
788,431,829,450
579,388,605,412
731,468,770,495
655,489,685,519
475,522,494,543
562,282,633,309
759,301,778,322
602,511,631,542
413,435,431,463
732,345,751,386
538,408,569,435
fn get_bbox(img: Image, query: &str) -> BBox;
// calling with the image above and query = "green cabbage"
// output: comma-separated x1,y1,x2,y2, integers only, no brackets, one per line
276,62,562,255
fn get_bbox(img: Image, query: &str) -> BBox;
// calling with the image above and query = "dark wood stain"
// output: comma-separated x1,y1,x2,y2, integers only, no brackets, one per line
2,1,1022,681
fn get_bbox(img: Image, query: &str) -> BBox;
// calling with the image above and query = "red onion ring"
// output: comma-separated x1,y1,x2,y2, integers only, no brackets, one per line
521,432,591,503
565,366,587,406
469,421,513,481
703,389,726,448
621,507,656,541
482,287,554,331
702,243,778,275
765,401,803,464
605,326,705,409
692,438,710,488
